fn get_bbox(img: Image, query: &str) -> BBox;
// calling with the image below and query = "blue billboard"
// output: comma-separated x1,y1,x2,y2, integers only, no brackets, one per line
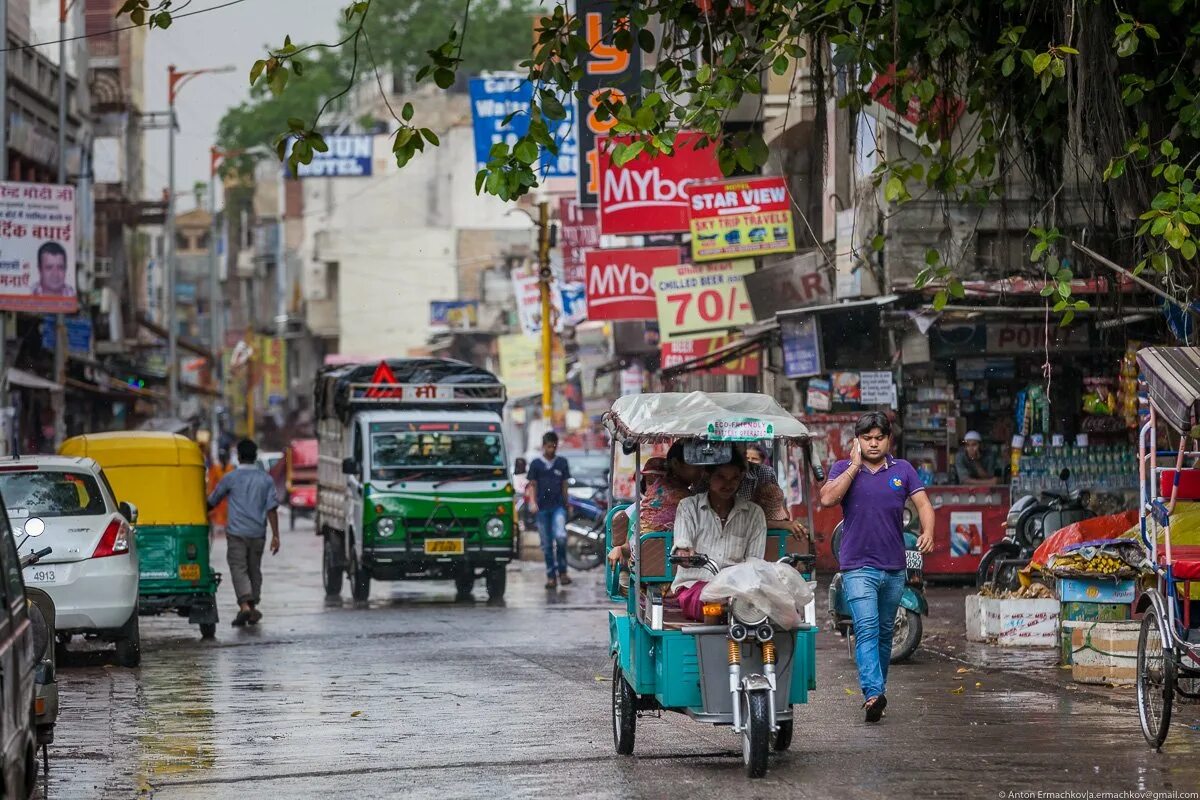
469,75,576,178
289,135,374,178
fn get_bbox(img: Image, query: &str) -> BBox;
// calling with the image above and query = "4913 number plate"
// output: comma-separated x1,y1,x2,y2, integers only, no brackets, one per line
179,563,201,580
424,538,465,555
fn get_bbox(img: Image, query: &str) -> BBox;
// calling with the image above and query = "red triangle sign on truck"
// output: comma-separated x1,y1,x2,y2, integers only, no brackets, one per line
365,361,403,398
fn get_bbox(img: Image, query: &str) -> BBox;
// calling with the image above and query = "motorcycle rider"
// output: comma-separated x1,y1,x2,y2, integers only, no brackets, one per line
820,412,934,722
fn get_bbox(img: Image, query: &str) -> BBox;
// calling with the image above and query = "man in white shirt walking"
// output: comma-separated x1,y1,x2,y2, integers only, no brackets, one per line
671,449,767,621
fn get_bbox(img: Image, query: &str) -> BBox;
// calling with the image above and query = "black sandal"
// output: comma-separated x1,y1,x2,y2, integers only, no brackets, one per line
863,694,887,723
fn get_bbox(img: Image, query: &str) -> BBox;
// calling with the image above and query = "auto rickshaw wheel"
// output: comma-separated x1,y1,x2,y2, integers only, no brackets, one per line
350,545,371,603
773,711,793,751
742,690,770,778
200,623,217,639
485,565,506,602
323,532,344,596
611,657,635,755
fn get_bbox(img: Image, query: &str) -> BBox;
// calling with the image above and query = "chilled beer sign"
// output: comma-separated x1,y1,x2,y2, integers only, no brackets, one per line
687,175,795,261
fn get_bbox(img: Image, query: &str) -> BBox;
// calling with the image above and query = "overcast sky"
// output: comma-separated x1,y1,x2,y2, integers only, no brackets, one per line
142,0,339,210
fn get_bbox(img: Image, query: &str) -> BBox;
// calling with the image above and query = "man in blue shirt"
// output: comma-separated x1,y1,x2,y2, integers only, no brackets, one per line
820,412,934,722
526,431,572,590
208,439,281,627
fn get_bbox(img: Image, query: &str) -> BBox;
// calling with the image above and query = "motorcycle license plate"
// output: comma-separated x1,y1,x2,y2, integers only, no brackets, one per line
23,567,58,585
905,550,924,570
179,563,201,580
424,538,465,555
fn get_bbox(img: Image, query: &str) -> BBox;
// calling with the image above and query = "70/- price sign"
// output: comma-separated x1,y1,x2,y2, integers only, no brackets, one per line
652,259,756,342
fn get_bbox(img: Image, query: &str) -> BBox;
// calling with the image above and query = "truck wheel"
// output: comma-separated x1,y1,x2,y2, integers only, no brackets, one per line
486,565,507,602
454,571,475,601
350,546,370,603
115,611,141,668
323,532,344,596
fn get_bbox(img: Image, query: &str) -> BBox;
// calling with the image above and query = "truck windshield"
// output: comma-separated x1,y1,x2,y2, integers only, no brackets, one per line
370,430,506,479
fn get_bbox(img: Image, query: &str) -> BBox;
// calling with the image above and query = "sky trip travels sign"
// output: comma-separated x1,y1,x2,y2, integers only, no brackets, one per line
688,175,795,261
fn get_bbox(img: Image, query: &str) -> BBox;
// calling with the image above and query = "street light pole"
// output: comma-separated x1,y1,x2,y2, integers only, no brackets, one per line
165,64,235,420
208,149,221,456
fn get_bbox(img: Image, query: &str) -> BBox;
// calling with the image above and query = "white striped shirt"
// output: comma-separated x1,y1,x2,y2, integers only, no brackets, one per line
671,493,766,592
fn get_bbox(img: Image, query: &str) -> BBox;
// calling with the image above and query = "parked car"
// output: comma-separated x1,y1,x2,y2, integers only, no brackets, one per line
0,456,141,667
0,487,44,798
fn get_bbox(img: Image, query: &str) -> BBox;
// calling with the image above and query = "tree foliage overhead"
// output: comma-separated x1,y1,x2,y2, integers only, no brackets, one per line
125,0,1200,309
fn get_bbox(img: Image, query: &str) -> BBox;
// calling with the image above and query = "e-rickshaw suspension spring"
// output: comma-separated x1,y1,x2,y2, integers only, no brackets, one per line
762,641,776,665
727,640,741,665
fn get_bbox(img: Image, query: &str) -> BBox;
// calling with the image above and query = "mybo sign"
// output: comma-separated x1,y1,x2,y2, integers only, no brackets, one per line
584,246,680,321
688,175,795,261
652,259,755,342
598,132,722,235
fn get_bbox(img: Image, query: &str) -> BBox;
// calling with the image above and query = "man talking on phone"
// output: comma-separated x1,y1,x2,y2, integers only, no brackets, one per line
820,412,934,722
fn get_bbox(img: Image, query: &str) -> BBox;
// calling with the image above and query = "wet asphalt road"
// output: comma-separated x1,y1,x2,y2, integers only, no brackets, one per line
40,520,1200,800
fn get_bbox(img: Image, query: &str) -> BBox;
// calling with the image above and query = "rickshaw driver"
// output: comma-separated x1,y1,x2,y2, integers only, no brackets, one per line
670,450,768,622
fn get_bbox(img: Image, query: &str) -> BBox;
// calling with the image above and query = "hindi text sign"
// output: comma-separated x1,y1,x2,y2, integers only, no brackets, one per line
0,182,78,314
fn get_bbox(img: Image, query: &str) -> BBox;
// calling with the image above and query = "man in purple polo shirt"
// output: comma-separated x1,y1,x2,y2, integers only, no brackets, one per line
821,411,934,722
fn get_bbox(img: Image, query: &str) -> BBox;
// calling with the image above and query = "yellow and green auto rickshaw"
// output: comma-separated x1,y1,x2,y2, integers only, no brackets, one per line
59,432,220,638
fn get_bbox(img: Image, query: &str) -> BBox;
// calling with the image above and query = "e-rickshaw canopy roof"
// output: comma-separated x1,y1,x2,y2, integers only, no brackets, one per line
1137,347,1200,434
604,392,810,444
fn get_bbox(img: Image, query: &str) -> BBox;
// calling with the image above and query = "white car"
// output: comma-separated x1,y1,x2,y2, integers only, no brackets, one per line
0,456,141,667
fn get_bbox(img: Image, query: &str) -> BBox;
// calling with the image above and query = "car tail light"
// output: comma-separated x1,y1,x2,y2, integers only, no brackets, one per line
92,519,129,558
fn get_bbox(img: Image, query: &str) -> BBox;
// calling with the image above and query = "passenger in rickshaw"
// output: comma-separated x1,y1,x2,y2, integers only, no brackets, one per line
607,442,703,568
670,450,768,621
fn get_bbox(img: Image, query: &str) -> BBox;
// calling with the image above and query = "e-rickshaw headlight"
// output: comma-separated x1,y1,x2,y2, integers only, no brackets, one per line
485,517,506,538
376,517,397,538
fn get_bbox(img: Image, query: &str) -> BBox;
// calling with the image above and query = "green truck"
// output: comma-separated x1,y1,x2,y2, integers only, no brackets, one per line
314,359,515,603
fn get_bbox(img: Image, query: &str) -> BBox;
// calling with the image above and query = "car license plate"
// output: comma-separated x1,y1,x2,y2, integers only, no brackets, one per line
23,567,58,585
179,563,201,580
424,538,464,555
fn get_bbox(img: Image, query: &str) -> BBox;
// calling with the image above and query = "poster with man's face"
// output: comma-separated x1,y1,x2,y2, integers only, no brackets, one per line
0,181,78,314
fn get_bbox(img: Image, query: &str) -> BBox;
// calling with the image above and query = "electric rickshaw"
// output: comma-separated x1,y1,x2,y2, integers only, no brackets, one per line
602,392,824,778
60,432,220,638
1135,346,1200,748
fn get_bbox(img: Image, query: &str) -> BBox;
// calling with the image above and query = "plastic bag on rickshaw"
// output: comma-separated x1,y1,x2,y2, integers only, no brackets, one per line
699,558,816,630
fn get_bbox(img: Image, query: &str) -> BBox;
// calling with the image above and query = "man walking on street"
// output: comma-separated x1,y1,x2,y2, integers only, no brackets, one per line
526,431,572,590
820,412,935,722
208,439,281,626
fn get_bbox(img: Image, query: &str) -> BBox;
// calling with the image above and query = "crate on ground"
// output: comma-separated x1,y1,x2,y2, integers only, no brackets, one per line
1057,577,1136,604
991,598,1060,647
1070,621,1140,685
1060,600,1132,622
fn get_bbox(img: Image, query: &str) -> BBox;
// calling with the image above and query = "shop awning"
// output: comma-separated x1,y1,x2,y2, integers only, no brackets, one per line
1136,347,1200,434
661,332,770,379
6,368,62,392
135,314,217,362
776,294,900,320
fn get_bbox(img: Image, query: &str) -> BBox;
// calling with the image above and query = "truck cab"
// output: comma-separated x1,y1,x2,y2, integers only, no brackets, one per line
315,359,515,603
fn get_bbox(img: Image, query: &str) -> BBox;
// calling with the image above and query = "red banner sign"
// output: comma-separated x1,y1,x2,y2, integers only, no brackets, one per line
598,132,723,235
661,336,760,376
584,246,681,321
559,198,600,284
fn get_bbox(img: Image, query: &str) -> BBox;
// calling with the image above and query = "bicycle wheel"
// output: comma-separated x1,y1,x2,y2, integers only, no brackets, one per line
1137,606,1175,749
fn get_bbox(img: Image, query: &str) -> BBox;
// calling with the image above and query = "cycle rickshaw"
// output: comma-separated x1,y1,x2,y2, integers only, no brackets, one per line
1135,346,1200,747
602,392,823,778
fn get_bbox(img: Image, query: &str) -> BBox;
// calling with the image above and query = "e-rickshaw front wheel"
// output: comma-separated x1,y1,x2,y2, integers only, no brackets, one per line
1137,605,1175,749
773,710,793,752
612,657,635,755
741,690,770,778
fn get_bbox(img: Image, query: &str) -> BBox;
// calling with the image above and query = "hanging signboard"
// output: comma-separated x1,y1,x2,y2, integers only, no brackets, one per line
866,65,965,146
598,131,722,235
0,182,78,314
576,0,641,206
497,333,566,398
512,271,565,336
289,135,374,178
743,251,831,319
652,259,755,342
661,336,760,376
559,198,600,283
687,175,795,261
468,75,576,177
584,246,679,322
429,300,479,330
41,315,91,355
781,314,822,378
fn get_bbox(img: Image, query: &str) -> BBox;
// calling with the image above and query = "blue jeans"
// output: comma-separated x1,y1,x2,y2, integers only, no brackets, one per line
844,567,906,700
536,507,568,579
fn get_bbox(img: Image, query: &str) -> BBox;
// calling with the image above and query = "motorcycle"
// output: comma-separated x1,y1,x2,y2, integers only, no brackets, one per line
827,507,927,664
565,488,608,571
977,468,1094,592
20,541,58,759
